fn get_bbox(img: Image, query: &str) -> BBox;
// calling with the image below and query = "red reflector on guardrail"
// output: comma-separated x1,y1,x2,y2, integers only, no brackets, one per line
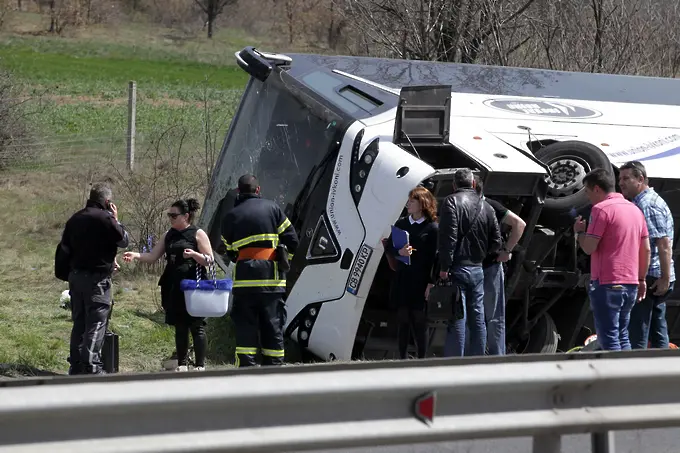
414,391,436,426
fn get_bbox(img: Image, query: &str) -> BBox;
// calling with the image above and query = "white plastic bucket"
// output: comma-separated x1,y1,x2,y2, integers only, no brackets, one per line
184,286,231,318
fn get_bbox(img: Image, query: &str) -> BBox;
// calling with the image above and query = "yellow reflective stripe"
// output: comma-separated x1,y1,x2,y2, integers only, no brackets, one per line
277,218,291,234
289,253,294,259
262,348,285,357
221,236,233,251
235,347,258,355
232,233,279,250
274,261,278,281
233,279,286,288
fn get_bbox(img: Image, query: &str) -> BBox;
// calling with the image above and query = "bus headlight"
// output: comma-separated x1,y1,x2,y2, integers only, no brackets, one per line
350,133,379,206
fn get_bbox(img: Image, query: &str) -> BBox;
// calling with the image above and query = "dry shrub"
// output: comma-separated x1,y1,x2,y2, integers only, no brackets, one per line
110,126,207,276
40,0,130,32
0,0,12,30
0,71,39,171
87,0,128,25
144,0,202,30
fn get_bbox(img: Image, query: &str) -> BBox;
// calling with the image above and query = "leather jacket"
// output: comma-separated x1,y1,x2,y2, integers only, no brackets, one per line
438,188,502,271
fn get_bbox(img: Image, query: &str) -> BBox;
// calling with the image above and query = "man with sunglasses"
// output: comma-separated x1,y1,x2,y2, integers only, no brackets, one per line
619,161,675,349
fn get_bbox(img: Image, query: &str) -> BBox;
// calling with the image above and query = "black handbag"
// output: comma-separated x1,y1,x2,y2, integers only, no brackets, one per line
102,300,119,373
102,331,119,373
426,278,464,321
426,197,484,322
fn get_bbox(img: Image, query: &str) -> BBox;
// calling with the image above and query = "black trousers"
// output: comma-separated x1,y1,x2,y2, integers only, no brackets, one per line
397,306,428,359
68,270,112,374
175,321,207,367
231,292,287,367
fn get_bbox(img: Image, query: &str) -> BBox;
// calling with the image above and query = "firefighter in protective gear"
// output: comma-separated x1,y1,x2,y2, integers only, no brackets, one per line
221,174,299,367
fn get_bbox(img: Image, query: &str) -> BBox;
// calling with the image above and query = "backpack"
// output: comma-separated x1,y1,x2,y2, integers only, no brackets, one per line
54,241,71,282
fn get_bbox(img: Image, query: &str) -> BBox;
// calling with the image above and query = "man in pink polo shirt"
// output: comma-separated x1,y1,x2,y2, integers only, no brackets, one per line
573,168,651,351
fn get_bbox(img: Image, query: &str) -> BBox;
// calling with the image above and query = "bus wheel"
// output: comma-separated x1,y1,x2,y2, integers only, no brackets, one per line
514,313,559,354
534,140,613,228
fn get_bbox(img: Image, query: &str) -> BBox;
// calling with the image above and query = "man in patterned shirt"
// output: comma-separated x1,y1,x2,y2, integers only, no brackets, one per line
619,161,676,349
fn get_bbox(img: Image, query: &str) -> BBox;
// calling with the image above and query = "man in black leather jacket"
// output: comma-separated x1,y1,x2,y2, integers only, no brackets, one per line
438,168,502,356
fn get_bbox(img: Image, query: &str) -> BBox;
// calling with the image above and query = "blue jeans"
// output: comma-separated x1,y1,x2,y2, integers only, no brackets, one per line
444,265,486,357
484,263,506,355
629,277,674,349
588,279,637,351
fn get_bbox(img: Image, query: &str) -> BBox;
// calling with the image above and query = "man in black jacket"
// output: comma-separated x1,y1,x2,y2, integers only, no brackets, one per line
60,183,129,375
438,168,502,356
221,174,299,367
474,176,526,356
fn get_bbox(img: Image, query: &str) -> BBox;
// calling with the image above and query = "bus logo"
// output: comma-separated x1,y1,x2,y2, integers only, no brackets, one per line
483,99,602,119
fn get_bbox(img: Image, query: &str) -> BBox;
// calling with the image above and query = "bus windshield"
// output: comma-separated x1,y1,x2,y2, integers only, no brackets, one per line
201,74,342,240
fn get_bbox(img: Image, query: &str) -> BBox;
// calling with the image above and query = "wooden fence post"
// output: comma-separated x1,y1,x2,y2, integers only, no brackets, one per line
127,81,137,171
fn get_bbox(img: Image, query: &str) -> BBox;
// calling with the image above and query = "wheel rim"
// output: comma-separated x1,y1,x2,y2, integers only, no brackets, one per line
545,154,591,198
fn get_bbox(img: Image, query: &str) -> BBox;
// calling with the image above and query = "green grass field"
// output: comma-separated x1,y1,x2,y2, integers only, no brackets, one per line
0,11,259,375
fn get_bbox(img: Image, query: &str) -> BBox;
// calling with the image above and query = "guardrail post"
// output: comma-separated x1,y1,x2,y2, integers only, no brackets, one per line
533,434,561,453
592,431,615,453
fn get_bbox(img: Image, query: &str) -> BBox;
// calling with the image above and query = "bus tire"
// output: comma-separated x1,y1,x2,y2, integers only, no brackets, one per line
524,312,559,354
534,141,613,227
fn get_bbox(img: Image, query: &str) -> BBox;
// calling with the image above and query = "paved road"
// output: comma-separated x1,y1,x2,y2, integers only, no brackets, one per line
299,428,678,453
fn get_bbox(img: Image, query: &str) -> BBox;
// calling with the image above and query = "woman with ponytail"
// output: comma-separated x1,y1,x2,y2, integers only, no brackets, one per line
123,198,213,371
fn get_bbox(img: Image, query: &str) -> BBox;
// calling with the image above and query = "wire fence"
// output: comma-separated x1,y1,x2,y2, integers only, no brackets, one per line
1,128,222,268
0,83,244,171
0,130,220,171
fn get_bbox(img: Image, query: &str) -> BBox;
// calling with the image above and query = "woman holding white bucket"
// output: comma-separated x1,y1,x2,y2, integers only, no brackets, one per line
122,198,213,372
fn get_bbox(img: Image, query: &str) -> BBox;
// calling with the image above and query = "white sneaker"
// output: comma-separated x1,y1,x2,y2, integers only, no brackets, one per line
175,365,189,372
194,366,206,372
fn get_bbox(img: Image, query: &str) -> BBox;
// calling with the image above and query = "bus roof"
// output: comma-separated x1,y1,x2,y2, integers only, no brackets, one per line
285,53,680,107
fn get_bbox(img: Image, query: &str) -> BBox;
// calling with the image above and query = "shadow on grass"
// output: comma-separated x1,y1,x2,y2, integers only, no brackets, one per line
206,315,235,366
0,363,64,378
132,309,166,326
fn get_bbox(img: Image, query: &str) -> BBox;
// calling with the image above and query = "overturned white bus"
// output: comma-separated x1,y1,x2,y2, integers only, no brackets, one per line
200,47,680,362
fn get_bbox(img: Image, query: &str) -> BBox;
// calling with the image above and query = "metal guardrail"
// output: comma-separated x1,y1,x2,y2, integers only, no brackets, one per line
1,350,680,453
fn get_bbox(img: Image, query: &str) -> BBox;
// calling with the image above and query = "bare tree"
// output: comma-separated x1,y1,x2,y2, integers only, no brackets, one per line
340,0,536,64
637,0,680,78
337,0,680,80
520,0,661,74
270,0,323,45
194,0,237,38
326,0,349,49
